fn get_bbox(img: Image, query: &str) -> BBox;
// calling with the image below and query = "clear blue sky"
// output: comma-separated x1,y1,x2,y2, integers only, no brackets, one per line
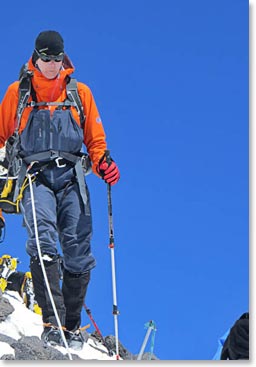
0,0,249,361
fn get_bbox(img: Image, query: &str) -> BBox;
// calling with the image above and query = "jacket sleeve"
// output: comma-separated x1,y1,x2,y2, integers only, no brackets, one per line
0,82,19,148
77,82,107,175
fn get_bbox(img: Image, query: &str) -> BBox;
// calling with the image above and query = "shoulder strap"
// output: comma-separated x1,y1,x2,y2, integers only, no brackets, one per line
16,63,33,131
16,68,86,129
66,77,86,129
3,64,33,178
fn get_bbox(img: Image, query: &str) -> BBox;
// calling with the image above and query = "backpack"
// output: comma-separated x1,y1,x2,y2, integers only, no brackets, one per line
0,64,87,214
0,254,42,315
220,312,249,360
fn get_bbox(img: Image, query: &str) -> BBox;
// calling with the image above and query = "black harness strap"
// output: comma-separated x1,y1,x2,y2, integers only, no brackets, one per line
6,64,33,177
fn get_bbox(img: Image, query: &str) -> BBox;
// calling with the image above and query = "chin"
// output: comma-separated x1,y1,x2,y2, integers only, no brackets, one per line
46,73,59,79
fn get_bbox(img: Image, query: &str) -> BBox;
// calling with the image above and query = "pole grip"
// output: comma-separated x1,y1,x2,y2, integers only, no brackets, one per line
105,149,112,165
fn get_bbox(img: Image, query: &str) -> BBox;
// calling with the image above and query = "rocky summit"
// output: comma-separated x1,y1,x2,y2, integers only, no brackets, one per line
0,290,158,360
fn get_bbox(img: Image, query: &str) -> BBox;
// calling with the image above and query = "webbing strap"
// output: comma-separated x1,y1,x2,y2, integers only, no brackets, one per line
16,151,90,215
17,68,85,129
66,78,86,128
16,66,33,130
28,100,75,108
22,150,81,165
74,160,90,215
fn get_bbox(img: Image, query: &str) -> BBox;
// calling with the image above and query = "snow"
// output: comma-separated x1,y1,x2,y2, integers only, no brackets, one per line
0,291,118,361
0,291,43,340
0,342,15,358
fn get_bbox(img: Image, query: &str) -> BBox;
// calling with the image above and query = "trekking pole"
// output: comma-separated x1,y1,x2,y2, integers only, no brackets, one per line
0,223,5,244
137,320,157,360
105,150,120,360
0,210,6,244
27,173,73,361
148,321,157,360
83,303,114,356
84,303,104,340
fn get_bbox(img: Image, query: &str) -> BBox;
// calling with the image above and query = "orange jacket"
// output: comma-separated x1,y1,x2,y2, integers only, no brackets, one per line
0,56,107,174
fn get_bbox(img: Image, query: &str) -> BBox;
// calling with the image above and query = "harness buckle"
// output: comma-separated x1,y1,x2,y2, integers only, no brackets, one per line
55,157,66,168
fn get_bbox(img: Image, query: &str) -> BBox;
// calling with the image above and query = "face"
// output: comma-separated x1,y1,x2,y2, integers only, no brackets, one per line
36,58,63,79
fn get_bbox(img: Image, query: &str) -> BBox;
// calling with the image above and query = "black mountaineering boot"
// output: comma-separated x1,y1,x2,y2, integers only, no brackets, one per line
30,255,66,346
64,329,85,351
62,269,90,350
41,326,63,347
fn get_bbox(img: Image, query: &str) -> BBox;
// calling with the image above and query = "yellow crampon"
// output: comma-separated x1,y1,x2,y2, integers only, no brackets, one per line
33,303,42,315
0,254,19,293
0,254,18,272
0,256,42,315
0,277,7,292
21,271,42,316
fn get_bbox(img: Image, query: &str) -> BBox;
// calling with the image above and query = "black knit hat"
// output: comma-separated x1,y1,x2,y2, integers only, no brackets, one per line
35,30,64,55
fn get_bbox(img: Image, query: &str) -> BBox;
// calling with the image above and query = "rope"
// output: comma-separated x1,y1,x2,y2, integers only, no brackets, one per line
27,173,73,360
0,176,18,180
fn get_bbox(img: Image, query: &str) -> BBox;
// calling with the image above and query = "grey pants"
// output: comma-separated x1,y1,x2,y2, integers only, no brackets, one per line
22,166,96,273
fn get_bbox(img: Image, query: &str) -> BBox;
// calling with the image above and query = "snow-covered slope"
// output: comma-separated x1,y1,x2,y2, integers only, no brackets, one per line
0,290,118,360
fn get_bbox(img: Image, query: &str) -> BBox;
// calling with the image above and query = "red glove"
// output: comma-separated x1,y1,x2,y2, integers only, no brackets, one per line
97,159,120,185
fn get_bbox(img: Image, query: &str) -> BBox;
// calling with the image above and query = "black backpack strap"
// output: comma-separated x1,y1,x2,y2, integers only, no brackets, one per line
5,65,33,177
18,71,85,129
16,63,33,129
66,77,86,129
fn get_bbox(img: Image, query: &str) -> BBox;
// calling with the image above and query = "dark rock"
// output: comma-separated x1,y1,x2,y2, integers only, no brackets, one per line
0,292,14,322
0,354,15,360
104,335,136,360
11,336,70,360
104,335,159,360
134,351,159,360
0,333,17,345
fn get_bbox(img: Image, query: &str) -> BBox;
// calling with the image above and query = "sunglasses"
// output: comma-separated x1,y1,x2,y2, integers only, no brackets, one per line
35,49,64,62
